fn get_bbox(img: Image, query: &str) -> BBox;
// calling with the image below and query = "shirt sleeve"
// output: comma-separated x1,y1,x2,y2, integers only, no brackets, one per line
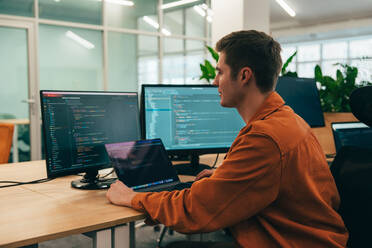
131,133,282,234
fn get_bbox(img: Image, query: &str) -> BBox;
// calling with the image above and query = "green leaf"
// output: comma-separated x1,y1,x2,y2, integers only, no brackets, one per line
314,65,323,82
281,51,297,74
336,69,344,83
206,46,219,62
283,71,298,77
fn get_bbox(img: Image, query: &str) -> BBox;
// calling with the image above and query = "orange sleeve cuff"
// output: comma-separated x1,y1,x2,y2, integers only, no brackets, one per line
131,192,146,211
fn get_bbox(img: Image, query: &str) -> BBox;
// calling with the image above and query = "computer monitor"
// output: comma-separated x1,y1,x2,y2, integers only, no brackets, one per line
40,90,140,189
331,122,372,152
276,77,325,127
140,84,245,175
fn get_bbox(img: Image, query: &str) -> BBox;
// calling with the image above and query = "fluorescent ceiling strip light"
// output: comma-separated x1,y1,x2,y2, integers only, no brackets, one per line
161,28,172,36
193,5,206,17
65,31,95,49
200,3,208,10
161,0,199,10
206,15,212,23
104,0,134,6
275,0,296,17
143,16,159,29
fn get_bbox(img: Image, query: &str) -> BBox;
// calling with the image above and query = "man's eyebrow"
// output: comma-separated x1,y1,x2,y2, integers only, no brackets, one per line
216,66,221,71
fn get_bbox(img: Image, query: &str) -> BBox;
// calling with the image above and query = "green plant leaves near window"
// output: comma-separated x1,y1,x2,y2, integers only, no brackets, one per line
315,63,372,112
281,51,298,77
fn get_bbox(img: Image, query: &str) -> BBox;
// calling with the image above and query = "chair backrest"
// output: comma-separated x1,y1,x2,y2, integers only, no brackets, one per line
331,146,372,248
0,123,14,164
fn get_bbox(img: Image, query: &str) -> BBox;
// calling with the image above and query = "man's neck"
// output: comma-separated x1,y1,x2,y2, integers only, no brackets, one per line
236,91,271,124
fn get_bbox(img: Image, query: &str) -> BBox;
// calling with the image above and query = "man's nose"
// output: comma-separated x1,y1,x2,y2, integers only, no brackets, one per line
213,77,218,86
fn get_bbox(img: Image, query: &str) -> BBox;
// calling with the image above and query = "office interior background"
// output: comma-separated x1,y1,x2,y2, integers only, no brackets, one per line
0,0,372,163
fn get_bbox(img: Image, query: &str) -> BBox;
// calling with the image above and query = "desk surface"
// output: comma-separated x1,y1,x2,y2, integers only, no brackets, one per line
0,160,145,248
0,119,30,125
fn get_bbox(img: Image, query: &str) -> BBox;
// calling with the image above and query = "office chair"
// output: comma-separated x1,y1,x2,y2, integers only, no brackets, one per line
0,123,14,164
330,86,372,247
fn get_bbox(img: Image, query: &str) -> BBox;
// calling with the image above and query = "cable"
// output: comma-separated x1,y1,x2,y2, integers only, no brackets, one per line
0,178,54,189
100,169,115,178
211,153,220,168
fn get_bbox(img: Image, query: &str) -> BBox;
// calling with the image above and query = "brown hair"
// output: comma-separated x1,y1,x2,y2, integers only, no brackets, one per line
215,30,282,93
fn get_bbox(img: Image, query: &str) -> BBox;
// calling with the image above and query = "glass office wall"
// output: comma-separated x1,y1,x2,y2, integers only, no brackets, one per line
0,25,31,162
39,0,102,25
0,0,34,17
39,25,103,91
0,0,211,161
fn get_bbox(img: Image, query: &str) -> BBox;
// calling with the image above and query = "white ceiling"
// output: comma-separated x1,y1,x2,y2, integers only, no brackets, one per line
270,0,372,30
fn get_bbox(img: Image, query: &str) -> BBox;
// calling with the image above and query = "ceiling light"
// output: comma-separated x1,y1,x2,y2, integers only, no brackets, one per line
161,0,199,10
206,16,212,23
193,5,206,17
143,16,159,29
65,31,95,49
104,0,134,6
200,3,208,10
161,28,172,36
97,0,134,6
54,0,60,2
275,0,296,17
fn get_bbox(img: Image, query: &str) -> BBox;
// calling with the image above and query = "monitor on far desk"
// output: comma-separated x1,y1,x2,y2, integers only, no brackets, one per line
331,122,372,152
140,84,245,176
276,77,325,128
40,90,141,190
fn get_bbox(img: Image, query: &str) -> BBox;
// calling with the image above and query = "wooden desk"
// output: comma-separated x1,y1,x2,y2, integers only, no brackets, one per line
0,160,145,248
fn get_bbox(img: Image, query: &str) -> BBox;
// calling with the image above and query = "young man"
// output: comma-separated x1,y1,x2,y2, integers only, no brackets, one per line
106,30,348,247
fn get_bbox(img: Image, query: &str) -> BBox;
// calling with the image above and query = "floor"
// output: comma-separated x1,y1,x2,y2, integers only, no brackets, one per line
38,221,233,248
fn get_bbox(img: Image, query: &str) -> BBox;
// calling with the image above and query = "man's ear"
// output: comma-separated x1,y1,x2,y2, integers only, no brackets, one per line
240,67,253,85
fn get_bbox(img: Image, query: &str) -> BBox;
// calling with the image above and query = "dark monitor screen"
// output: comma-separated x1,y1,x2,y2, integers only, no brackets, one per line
276,77,325,127
141,84,245,154
331,122,372,152
40,90,140,179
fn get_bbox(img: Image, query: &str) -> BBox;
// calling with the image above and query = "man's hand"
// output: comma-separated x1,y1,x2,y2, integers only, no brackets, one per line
195,169,215,181
106,180,137,207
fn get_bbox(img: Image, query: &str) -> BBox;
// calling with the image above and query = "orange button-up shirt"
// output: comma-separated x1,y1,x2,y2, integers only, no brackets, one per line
132,92,348,247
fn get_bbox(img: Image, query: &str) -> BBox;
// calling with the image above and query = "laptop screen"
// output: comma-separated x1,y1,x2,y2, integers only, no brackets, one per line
105,139,179,191
331,122,372,152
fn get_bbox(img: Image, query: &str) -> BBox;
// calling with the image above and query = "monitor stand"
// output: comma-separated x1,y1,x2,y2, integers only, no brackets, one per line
71,169,115,190
173,154,211,176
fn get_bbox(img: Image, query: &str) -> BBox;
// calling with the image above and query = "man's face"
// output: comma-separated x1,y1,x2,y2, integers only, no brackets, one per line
213,52,243,108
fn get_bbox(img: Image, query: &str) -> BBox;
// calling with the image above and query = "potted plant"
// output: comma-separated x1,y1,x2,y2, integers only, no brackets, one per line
313,63,372,154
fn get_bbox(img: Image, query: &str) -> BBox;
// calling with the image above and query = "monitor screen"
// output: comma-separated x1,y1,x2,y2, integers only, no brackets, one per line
40,90,140,179
141,85,245,154
331,122,372,152
276,77,325,127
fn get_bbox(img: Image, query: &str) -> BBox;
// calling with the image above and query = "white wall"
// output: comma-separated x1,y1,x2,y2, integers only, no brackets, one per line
211,0,270,46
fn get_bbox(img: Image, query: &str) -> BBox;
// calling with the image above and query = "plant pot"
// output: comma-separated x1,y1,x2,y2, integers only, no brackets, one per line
312,112,358,155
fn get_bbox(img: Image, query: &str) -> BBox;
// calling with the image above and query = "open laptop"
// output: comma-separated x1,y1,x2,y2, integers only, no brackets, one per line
105,139,193,192
331,122,372,152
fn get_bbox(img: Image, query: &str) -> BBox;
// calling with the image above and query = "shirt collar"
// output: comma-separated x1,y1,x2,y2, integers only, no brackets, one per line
247,91,285,124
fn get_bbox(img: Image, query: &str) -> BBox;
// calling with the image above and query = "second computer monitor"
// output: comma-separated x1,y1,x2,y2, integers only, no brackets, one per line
41,90,141,189
141,84,245,174
276,77,325,127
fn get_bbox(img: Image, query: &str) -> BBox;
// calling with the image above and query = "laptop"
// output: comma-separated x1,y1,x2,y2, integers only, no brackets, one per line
331,122,372,152
105,139,193,192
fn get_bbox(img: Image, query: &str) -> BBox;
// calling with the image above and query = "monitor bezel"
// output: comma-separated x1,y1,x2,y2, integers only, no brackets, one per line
40,90,140,178
276,76,325,128
140,84,235,156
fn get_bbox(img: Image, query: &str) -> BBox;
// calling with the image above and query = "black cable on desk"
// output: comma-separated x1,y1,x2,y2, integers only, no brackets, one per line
211,153,220,168
0,178,54,188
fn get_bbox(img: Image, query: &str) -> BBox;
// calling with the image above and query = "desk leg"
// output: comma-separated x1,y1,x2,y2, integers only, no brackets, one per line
112,222,135,248
85,229,112,248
